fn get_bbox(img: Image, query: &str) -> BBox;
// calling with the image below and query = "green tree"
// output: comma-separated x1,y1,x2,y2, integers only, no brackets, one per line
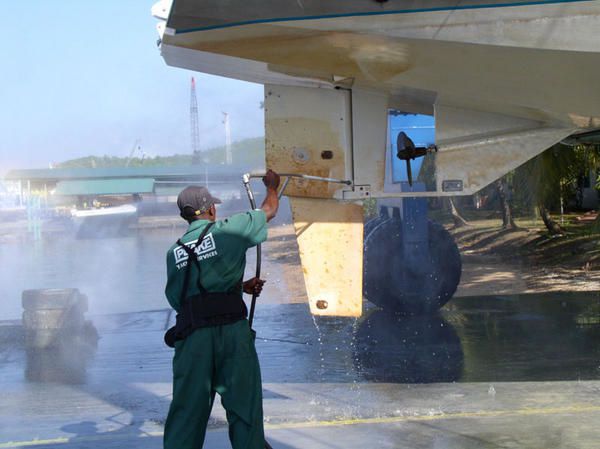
496,175,517,230
447,197,470,228
56,137,266,169
513,143,600,235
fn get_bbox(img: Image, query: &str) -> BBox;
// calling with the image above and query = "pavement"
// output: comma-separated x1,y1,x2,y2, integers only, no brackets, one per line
1,294,599,449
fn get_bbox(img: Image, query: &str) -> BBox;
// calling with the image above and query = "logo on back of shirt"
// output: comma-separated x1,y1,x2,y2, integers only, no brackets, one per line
174,233,218,267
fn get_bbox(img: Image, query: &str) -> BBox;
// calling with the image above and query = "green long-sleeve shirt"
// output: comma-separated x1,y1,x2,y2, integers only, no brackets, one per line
165,210,267,312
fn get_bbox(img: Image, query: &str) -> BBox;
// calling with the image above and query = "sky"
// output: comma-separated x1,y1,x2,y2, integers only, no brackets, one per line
0,0,264,173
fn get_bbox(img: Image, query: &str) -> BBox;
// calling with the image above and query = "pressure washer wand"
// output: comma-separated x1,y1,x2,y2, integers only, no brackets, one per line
246,171,352,187
242,173,261,329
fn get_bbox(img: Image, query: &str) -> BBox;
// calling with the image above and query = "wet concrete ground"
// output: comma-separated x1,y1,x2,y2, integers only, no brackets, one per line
0,292,599,448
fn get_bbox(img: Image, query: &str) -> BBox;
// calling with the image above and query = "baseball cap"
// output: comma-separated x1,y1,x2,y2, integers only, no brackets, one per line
177,186,222,219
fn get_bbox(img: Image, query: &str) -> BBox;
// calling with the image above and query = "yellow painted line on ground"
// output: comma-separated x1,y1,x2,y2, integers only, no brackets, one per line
264,404,600,430
2,405,599,448
0,432,166,449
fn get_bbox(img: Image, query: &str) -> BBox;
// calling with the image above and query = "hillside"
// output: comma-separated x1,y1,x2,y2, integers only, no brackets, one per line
56,137,265,170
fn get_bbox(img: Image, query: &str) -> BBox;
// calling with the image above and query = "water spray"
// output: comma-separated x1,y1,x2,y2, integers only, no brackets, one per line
241,173,274,449
242,171,352,326
243,170,355,449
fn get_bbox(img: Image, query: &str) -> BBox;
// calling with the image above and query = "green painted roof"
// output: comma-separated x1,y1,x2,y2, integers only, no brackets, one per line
54,178,155,196
4,165,242,182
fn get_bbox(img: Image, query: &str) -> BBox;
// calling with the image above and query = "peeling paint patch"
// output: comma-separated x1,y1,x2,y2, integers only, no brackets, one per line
265,85,352,199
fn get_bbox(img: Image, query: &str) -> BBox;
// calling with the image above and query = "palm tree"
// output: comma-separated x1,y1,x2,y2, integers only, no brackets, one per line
447,197,470,227
513,143,600,235
495,176,517,230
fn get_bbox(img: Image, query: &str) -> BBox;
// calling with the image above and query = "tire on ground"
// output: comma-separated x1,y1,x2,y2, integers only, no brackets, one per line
363,219,461,314
22,289,87,311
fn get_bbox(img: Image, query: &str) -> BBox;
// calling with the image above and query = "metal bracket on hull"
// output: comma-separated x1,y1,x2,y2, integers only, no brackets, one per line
342,185,371,200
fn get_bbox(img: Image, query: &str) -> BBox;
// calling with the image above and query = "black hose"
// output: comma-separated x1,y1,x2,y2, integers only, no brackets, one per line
249,243,261,328
242,176,275,449
243,177,260,328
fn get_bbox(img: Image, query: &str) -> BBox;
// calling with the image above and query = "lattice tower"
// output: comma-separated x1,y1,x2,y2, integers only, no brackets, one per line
190,77,202,165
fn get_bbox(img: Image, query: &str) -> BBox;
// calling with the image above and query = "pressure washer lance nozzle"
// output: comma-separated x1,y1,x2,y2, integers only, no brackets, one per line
245,172,352,186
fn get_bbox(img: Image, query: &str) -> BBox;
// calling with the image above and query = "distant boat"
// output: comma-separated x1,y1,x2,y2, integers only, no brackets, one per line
0,207,27,225
70,204,137,218
71,205,138,238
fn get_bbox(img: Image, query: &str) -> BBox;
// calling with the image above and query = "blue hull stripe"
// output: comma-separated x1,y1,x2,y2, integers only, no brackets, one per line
173,0,593,34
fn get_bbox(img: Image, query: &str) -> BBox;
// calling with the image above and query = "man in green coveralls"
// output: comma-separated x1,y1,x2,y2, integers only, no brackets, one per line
164,169,280,449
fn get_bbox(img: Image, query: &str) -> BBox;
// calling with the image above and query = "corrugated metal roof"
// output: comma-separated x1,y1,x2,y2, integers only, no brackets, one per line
4,165,243,182
54,178,155,196
153,185,186,197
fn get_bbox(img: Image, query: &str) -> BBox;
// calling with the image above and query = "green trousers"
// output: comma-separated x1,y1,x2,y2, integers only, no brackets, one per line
163,319,265,449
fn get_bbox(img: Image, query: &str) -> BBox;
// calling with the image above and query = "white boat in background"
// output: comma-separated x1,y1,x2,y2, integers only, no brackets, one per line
0,206,27,222
70,204,137,218
70,205,138,238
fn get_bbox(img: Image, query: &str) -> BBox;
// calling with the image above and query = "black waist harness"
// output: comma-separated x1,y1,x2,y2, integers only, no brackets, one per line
164,222,247,348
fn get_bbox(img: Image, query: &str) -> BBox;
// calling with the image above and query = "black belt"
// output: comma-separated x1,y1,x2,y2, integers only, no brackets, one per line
165,291,247,347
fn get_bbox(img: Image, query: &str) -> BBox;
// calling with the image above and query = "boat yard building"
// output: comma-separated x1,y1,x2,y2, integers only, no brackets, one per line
3,165,246,212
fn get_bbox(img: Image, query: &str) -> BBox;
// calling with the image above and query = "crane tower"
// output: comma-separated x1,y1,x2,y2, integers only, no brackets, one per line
190,77,202,165
222,112,232,165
